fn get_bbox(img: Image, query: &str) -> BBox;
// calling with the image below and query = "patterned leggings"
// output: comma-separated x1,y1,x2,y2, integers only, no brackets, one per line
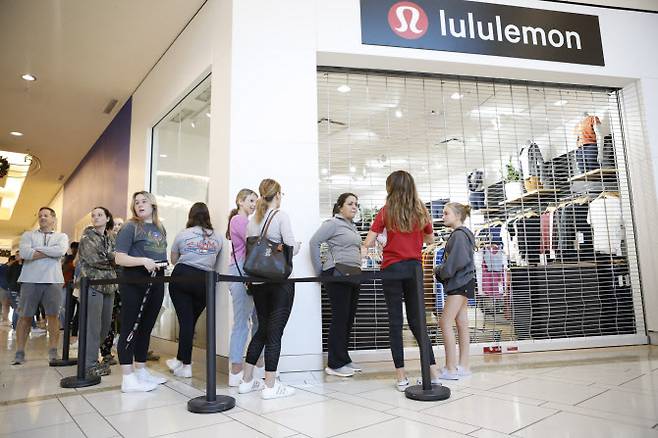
100,292,121,357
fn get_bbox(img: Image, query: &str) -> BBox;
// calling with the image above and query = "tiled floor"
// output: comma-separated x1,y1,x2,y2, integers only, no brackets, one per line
2,324,658,437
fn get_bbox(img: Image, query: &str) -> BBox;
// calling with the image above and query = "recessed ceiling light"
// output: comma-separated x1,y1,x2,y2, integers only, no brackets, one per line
554,100,568,106
450,92,463,100
159,154,168,158
337,85,351,93
395,109,403,118
190,121,196,128
205,112,211,118
9,131,23,137
21,74,36,81
321,168,328,175
349,166,356,173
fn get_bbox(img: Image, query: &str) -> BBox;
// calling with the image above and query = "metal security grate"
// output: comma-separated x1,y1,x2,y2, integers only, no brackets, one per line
317,68,645,352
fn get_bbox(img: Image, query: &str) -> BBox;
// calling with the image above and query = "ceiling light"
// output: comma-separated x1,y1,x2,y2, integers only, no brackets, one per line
190,121,196,128
21,74,36,81
205,112,211,118
451,92,463,100
395,109,403,118
337,85,351,93
9,131,23,137
349,166,356,173
554,100,568,106
159,154,168,158
321,168,328,175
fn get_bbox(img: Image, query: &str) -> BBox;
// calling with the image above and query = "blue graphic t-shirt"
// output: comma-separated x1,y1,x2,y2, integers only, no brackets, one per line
115,221,168,262
171,226,222,272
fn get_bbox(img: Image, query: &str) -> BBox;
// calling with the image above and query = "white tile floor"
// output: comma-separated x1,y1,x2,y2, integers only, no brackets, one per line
2,324,658,438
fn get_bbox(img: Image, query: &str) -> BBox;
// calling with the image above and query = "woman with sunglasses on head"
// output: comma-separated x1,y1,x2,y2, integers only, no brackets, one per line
78,206,117,377
166,202,222,378
238,179,300,400
364,170,441,391
226,189,266,386
115,191,168,393
310,193,363,378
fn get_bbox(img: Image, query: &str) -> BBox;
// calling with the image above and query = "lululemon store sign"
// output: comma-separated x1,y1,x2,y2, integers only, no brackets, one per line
361,0,605,66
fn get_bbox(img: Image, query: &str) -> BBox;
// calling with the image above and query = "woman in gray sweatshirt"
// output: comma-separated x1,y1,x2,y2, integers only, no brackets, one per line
310,193,363,378
435,202,476,380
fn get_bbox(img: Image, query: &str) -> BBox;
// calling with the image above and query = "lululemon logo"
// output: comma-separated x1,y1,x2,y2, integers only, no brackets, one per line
388,1,428,40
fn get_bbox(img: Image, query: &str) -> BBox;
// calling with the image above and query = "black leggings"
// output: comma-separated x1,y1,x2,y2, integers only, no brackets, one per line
245,282,294,372
382,260,436,369
169,264,207,364
323,269,360,369
117,268,165,365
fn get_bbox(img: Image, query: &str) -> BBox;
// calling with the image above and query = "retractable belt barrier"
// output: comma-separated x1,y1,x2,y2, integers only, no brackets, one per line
60,269,450,411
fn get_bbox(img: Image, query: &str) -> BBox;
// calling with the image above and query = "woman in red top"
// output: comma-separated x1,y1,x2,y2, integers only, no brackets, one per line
364,170,440,391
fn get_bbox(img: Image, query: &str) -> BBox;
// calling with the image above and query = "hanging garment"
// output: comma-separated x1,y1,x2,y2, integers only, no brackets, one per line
481,260,505,297
483,245,506,272
556,203,595,262
519,143,545,180
434,247,445,312
588,196,624,256
516,216,542,266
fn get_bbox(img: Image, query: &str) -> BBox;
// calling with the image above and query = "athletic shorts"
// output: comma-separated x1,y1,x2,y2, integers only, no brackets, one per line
446,278,476,299
0,287,10,301
18,283,62,317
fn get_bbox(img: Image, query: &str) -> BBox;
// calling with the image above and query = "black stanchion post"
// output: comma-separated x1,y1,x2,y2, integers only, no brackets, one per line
405,266,451,401
50,282,78,367
188,271,235,413
60,277,101,388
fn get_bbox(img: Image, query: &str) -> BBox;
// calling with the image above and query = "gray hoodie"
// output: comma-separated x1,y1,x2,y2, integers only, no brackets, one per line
436,226,476,292
309,215,362,275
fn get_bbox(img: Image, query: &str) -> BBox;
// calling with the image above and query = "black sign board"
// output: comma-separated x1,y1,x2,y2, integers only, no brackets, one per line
360,0,605,66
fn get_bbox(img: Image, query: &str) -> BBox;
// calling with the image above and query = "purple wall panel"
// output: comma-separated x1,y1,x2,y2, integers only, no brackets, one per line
62,98,132,238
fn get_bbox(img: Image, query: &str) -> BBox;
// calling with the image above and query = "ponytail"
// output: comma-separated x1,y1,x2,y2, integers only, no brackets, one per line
445,202,471,222
226,189,257,240
254,179,281,223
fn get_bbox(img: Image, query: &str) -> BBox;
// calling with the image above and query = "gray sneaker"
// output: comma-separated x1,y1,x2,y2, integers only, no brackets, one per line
325,366,355,377
12,351,25,365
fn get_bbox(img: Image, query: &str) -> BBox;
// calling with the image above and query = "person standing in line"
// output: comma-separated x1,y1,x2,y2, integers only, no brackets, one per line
99,216,125,366
78,207,118,377
13,207,69,365
165,202,222,378
114,191,168,392
226,189,266,386
0,257,11,326
310,192,363,378
435,202,476,380
60,242,79,330
239,178,300,400
363,171,441,391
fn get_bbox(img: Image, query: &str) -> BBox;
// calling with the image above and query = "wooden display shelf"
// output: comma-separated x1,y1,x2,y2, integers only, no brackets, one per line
499,189,557,206
570,168,617,182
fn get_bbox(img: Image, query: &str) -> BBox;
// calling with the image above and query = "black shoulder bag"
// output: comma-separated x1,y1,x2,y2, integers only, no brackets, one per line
243,210,293,280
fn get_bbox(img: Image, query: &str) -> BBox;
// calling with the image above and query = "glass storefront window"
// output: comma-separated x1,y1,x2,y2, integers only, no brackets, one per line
150,75,211,343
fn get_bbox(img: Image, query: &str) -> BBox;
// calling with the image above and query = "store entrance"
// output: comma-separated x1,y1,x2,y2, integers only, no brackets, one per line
317,68,644,353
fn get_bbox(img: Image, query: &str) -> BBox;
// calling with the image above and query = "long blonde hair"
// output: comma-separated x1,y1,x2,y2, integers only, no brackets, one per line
129,191,165,233
384,170,430,233
254,179,281,223
226,188,257,239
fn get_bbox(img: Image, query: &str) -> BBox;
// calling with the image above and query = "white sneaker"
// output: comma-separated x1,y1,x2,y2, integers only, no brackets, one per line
166,358,183,372
228,370,243,387
456,365,472,377
346,362,362,372
121,373,158,393
262,380,295,400
396,377,410,392
439,368,460,380
238,378,265,394
325,366,355,377
254,365,266,380
173,364,192,378
135,367,167,385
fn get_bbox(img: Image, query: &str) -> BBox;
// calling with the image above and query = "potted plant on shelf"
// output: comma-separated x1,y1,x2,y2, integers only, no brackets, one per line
504,159,523,200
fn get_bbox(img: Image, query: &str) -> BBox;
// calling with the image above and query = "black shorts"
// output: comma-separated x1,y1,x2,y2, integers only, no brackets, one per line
446,278,476,299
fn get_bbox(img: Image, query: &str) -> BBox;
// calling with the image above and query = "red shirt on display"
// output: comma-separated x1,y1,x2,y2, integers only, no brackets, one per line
370,206,433,270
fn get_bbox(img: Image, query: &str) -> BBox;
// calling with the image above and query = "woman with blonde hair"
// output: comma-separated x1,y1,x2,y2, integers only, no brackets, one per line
435,202,475,380
238,179,300,400
225,189,265,386
364,170,441,391
114,191,169,392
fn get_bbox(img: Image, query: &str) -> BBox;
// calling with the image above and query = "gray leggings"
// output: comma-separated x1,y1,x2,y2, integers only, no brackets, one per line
85,288,115,369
